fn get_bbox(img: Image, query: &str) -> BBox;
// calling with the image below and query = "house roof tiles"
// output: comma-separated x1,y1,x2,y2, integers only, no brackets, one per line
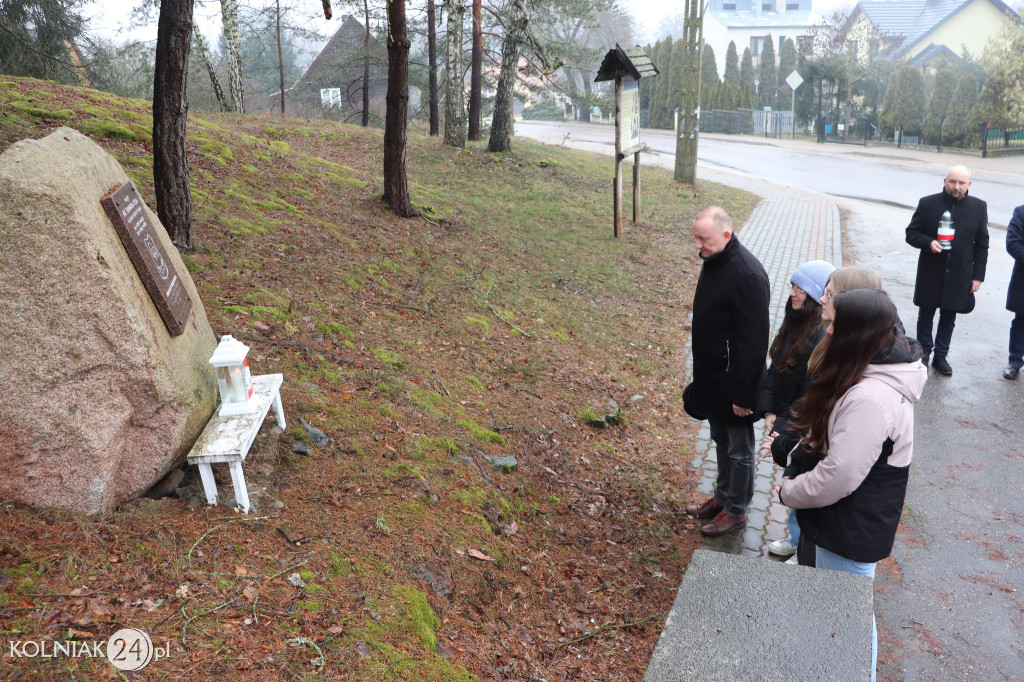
856,0,1020,57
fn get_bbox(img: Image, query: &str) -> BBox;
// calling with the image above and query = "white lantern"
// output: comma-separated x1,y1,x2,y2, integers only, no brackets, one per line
209,335,255,416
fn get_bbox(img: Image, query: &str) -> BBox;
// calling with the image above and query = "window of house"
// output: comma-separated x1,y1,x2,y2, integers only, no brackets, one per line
320,88,341,108
723,2,736,9
786,1,800,8
797,35,813,56
750,36,765,56
762,1,774,10
848,39,858,62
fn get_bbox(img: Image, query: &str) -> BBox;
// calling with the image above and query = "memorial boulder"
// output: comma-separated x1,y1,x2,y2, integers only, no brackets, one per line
0,128,218,513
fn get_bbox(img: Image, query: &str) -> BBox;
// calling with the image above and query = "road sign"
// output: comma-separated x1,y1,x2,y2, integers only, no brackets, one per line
785,70,804,90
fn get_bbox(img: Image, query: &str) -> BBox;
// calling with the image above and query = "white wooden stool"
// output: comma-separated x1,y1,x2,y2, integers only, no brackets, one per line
187,373,285,513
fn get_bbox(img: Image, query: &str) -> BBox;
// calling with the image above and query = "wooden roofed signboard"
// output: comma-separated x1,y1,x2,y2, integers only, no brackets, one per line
595,45,658,238
596,45,658,157
100,181,193,336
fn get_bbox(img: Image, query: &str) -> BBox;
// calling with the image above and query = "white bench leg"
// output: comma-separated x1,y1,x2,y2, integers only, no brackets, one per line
272,389,286,429
197,464,218,505
228,460,250,514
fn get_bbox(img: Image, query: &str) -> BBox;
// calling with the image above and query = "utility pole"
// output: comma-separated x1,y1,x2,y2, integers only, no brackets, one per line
675,0,704,183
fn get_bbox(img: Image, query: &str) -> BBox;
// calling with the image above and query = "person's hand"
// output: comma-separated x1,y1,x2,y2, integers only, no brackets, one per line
733,404,752,417
764,413,776,431
760,430,778,458
929,240,943,253
971,279,982,293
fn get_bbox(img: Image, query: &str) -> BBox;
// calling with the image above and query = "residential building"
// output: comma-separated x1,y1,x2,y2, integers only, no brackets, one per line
841,0,1020,68
703,0,823,75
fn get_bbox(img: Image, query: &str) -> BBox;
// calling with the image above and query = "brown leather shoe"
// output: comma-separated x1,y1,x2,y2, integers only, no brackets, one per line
685,496,723,519
700,511,748,537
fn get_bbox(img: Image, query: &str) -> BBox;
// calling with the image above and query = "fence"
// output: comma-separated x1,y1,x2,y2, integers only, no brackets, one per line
981,125,1024,157
701,109,795,137
822,121,1024,156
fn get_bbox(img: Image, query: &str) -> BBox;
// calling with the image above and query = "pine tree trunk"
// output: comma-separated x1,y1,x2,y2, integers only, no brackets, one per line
362,0,370,126
427,0,439,135
488,0,527,153
220,0,244,113
193,26,228,112
276,0,285,116
467,0,482,140
384,0,416,218
443,0,466,147
153,0,195,250
580,72,592,122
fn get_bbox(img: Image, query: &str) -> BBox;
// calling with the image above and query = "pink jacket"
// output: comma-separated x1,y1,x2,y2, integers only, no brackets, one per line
780,361,928,509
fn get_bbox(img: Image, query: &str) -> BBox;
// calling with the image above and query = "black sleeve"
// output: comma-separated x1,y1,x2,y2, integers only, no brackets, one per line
905,198,935,250
973,201,989,282
731,268,770,411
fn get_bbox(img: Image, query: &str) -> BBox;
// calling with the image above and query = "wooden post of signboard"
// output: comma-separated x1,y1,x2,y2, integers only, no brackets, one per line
595,45,659,238
614,73,623,239
633,150,641,224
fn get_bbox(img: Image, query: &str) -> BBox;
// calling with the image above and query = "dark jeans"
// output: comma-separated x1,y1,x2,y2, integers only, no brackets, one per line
709,420,755,518
1010,313,1024,366
916,307,957,357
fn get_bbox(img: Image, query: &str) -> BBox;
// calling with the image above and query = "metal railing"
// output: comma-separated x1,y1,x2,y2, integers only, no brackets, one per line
701,108,795,138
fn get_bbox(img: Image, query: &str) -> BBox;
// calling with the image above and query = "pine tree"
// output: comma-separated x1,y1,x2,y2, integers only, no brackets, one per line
923,68,958,144
660,38,686,129
722,83,736,110
777,38,797,108
650,36,672,127
946,73,981,147
0,0,86,82
758,35,777,108
880,65,925,136
876,66,925,135
702,43,720,88
724,41,740,92
639,41,658,119
739,47,755,109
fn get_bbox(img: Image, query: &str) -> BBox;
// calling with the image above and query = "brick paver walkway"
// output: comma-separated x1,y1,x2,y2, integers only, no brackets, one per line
688,190,843,557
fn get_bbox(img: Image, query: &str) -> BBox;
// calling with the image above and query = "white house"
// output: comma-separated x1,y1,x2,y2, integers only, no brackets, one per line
703,0,824,75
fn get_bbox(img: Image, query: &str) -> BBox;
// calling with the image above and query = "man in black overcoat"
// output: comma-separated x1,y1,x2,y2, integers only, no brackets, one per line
682,206,770,536
1003,204,1024,380
905,165,989,376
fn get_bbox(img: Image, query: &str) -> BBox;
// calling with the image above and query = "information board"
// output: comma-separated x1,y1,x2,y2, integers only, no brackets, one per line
619,79,641,156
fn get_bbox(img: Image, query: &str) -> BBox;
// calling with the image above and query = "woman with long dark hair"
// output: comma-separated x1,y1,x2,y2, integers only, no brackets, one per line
759,260,834,560
780,288,926,682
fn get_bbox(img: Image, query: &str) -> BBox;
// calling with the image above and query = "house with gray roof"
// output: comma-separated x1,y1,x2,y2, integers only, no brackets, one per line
840,0,1020,67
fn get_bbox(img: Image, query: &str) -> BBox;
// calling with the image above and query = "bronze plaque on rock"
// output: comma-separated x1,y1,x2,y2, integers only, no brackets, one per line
101,182,193,336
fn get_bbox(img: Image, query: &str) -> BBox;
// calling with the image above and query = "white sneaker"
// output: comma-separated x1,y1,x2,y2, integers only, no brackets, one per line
768,537,798,557
784,555,798,565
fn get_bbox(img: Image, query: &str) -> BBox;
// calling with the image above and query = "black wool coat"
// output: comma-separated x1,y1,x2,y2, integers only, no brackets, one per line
905,189,989,312
1007,205,1024,314
684,236,770,425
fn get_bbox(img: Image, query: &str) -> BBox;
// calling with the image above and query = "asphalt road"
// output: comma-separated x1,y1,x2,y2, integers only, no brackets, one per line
515,120,1024,681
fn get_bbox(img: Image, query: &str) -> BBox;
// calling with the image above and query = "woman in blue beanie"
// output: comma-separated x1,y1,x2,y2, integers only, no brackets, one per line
759,259,835,561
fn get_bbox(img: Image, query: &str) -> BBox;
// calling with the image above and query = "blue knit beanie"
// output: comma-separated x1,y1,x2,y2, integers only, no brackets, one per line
790,260,836,303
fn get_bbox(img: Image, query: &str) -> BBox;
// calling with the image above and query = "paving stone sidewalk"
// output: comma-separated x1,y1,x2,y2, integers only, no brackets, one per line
687,190,843,557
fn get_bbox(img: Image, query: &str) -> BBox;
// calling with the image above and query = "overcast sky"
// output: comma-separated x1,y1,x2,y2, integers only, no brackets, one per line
83,0,858,48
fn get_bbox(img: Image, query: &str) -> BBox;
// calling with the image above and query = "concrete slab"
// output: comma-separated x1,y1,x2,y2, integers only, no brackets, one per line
643,549,874,681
